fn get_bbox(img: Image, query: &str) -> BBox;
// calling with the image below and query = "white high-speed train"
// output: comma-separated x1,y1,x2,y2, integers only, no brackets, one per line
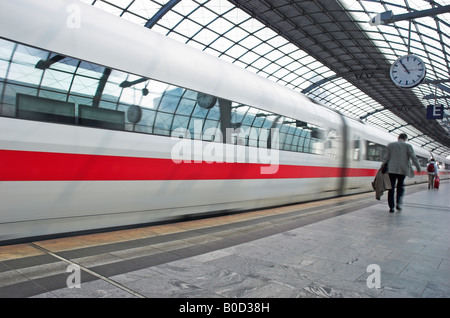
0,0,448,243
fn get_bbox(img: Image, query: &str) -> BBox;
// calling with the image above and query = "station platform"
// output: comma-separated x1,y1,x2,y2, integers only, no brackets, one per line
0,181,449,299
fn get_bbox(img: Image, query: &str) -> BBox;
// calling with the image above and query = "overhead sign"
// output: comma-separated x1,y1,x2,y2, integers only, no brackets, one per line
427,104,444,120
369,11,393,26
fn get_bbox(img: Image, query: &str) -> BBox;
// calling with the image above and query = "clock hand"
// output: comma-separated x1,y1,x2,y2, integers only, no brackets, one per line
399,60,410,74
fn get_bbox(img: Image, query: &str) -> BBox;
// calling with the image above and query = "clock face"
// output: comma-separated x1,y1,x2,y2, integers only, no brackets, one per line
197,92,217,109
390,55,426,88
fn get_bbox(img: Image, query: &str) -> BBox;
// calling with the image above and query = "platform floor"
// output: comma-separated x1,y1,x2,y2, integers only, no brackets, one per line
0,181,449,299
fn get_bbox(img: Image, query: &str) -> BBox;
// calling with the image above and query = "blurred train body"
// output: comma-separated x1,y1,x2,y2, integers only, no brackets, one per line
0,0,448,243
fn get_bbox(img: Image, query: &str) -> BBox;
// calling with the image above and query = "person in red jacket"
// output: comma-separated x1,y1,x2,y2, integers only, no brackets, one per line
427,158,439,189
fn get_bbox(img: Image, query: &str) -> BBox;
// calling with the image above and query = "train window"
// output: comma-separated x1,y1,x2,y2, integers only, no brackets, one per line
417,156,428,168
191,100,210,119
175,92,196,116
16,93,76,124
78,104,125,130
171,114,190,132
157,87,183,113
154,112,173,136
0,37,329,156
278,118,325,154
366,141,387,162
324,129,339,159
353,137,361,161
132,108,155,134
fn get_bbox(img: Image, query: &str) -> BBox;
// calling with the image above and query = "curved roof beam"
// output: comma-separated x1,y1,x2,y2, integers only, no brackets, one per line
369,5,450,26
301,69,386,94
145,0,181,29
118,0,182,89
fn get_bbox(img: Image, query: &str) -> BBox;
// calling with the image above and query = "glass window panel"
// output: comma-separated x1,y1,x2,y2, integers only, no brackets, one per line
153,10,183,30
272,68,290,80
134,108,155,134
188,6,217,25
188,117,203,139
7,63,43,86
226,44,250,59
285,133,294,146
264,49,284,62
176,96,196,115
97,99,117,111
101,82,121,103
0,59,10,79
237,35,262,51
261,61,281,75
76,61,103,78
278,130,287,145
249,57,271,70
176,18,203,39
231,113,244,125
195,27,220,46
70,75,98,96
154,112,173,136
208,15,236,35
40,69,73,92
206,0,234,16
120,87,142,106
276,55,294,67
13,45,48,64
210,36,234,53
0,38,14,60
203,119,220,141
3,84,36,106
158,87,183,112
206,105,220,120
252,42,274,56
51,57,80,73
292,135,300,148
93,1,125,16
252,116,264,128
238,50,259,65
225,25,250,43
258,128,269,148
172,114,190,131
128,0,162,19
241,111,255,125
38,90,68,102
192,103,209,119
304,138,312,153
247,126,259,147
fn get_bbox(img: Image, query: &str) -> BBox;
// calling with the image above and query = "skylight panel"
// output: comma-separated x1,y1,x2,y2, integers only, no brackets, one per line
128,0,162,20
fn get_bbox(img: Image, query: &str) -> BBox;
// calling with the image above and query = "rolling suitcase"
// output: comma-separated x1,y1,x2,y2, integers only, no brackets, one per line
434,176,440,189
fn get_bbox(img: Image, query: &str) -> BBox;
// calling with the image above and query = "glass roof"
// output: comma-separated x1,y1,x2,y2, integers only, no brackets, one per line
73,0,448,156
341,0,450,153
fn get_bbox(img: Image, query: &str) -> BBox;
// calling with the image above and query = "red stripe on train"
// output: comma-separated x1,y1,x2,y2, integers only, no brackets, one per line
0,149,377,181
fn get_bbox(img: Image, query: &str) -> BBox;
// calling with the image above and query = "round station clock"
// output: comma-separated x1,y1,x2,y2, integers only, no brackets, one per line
390,55,426,89
197,92,217,109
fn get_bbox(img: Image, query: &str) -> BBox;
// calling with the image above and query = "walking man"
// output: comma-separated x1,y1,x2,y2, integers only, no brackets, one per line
383,133,421,213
